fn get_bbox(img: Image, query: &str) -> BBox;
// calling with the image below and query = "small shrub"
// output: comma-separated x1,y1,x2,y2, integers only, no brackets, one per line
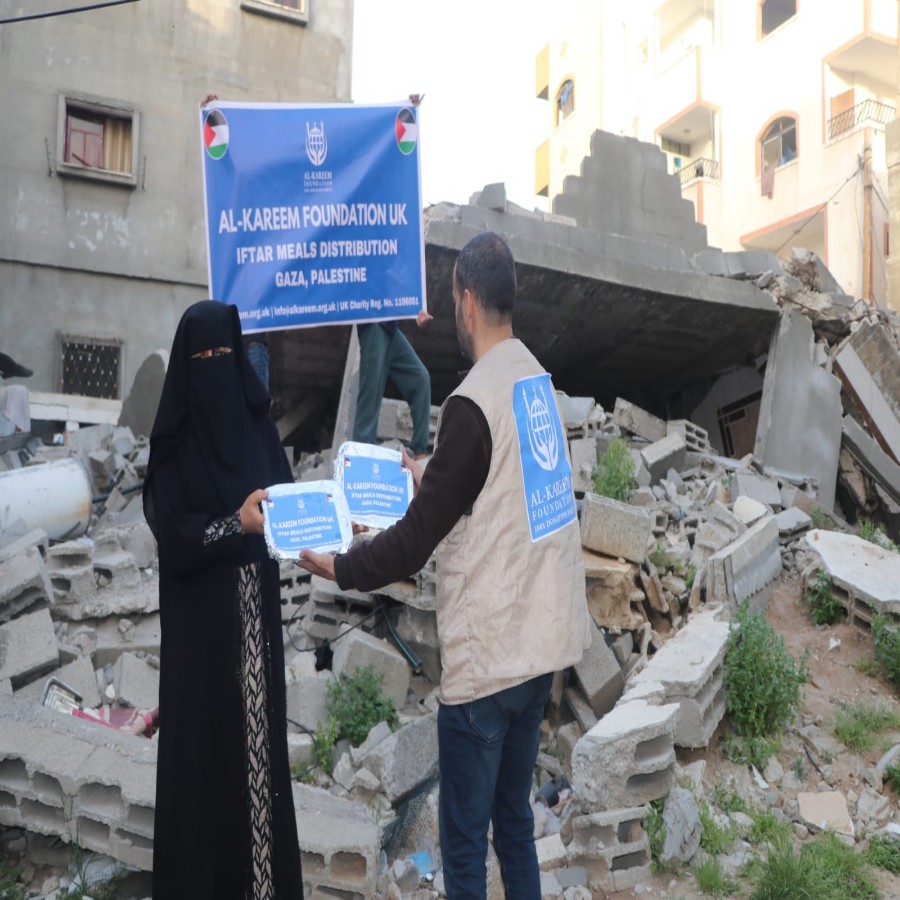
310,718,339,777
683,561,698,591
326,665,398,747
791,757,806,783
810,508,830,530
0,858,27,900
804,569,844,626
695,856,738,896
871,613,900,689
712,784,748,815
858,518,899,553
648,540,668,570
748,808,791,849
883,761,900,793
724,601,809,741
699,802,734,856
644,798,675,875
833,701,900,754
866,834,900,873
750,832,879,899
591,437,636,503
721,734,780,771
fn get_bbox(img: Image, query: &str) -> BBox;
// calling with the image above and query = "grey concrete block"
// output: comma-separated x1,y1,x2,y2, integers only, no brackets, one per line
613,398,666,442
292,783,381,898
0,609,58,687
580,494,651,565
707,516,782,611
331,628,411,711
93,615,161,669
569,437,598,493
733,470,782,508
113,653,159,710
630,608,729,748
358,712,437,804
775,507,812,536
0,546,54,622
573,623,624,718
667,419,711,452
640,433,686,484
567,805,651,894
286,671,332,733
571,698,679,811
0,528,49,565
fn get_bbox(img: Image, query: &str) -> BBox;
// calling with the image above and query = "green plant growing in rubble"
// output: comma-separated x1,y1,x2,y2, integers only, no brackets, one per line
871,612,900,689
803,568,844,626
591,437,636,504
326,665,398,747
723,601,809,768
857,518,898,553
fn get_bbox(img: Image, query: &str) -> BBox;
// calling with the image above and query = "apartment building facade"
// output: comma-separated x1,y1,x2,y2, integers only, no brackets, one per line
0,0,353,411
535,0,899,306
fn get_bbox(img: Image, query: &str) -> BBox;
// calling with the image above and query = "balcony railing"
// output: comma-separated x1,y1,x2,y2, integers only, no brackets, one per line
828,99,896,140
678,157,719,184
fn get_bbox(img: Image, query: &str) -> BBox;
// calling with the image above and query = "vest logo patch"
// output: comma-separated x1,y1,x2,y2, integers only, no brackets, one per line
513,374,577,542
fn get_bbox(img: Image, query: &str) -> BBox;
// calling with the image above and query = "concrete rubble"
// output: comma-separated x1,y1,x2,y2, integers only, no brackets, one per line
2,131,900,897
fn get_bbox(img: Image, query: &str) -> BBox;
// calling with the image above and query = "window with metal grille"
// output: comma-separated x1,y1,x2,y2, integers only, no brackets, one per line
60,336,121,399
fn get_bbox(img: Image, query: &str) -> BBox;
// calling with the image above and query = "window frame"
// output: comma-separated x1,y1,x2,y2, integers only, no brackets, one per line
758,0,797,38
759,115,798,172
555,78,575,127
240,0,309,26
56,93,139,188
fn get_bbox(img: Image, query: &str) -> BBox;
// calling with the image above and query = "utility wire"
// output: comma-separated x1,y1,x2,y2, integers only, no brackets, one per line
0,0,139,24
774,161,863,256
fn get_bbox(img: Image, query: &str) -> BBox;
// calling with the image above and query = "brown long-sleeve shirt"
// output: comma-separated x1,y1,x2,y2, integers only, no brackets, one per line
334,396,491,591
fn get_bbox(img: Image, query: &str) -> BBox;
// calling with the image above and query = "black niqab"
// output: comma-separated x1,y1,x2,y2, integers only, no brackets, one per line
144,301,274,530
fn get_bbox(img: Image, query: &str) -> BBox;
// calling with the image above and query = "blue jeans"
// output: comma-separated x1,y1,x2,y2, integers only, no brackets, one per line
244,340,270,392
438,673,552,899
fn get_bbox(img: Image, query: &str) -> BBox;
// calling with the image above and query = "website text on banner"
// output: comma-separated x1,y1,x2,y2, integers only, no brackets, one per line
200,102,426,332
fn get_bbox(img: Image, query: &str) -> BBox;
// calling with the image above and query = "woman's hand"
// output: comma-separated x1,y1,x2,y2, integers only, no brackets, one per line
239,488,269,534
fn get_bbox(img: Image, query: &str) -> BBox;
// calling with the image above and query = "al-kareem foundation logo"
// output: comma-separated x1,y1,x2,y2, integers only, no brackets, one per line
304,120,333,193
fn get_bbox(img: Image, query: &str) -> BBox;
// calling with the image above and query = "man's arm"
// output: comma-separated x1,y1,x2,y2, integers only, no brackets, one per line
299,396,491,589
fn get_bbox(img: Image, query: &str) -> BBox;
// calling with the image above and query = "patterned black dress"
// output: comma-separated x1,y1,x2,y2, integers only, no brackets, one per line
144,301,302,899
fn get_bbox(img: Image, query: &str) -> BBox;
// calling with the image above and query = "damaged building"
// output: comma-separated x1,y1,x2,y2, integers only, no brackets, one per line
2,126,900,897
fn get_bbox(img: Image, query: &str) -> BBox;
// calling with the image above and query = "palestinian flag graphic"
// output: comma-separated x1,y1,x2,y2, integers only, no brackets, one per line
204,109,229,160
395,108,417,155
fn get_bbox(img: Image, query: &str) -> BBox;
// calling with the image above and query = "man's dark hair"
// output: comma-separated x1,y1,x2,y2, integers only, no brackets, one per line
454,232,516,322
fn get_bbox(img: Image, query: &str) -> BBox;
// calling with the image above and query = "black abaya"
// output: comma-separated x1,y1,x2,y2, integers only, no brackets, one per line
144,302,302,899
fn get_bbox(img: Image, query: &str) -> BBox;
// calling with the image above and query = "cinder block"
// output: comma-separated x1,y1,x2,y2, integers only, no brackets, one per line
567,806,651,894
640,434,686,484
93,533,141,588
629,608,728,748
569,437,598,493
286,672,332,733
613,399,666,442
0,609,59,687
0,546,54,623
45,538,97,606
691,502,747,567
293,783,381,898
571,698,679,811
113,653,159,709
573,624,624,718
733,471,782,509
707,516,782,612
580,494,651,565
667,420,711,452
331,628,411,710
535,833,567,870
357,712,437,804
304,576,374,641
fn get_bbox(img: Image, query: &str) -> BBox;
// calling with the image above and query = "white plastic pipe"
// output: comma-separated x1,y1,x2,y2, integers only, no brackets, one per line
0,458,93,542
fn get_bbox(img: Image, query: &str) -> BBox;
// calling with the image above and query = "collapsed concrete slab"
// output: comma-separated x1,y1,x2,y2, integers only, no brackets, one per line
613,398,666,443
580,494,651,565
0,692,157,871
754,309,843,510
707,516,782,612
583,551,646,631
0,609,58,688
801,529,900,623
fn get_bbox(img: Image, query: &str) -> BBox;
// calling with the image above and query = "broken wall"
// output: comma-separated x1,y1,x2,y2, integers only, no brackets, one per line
754,309,843,509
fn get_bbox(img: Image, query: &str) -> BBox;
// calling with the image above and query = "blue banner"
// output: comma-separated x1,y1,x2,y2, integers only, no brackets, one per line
200,102,426,332
512,374,577,542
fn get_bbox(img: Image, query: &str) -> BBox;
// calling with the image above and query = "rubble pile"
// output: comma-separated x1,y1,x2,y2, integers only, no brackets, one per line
1,251,900,897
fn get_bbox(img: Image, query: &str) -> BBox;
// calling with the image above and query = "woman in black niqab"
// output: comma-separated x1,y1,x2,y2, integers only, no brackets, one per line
144,301,302,899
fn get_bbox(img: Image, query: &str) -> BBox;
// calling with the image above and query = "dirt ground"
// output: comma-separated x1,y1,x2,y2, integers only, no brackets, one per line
605,577,900,900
